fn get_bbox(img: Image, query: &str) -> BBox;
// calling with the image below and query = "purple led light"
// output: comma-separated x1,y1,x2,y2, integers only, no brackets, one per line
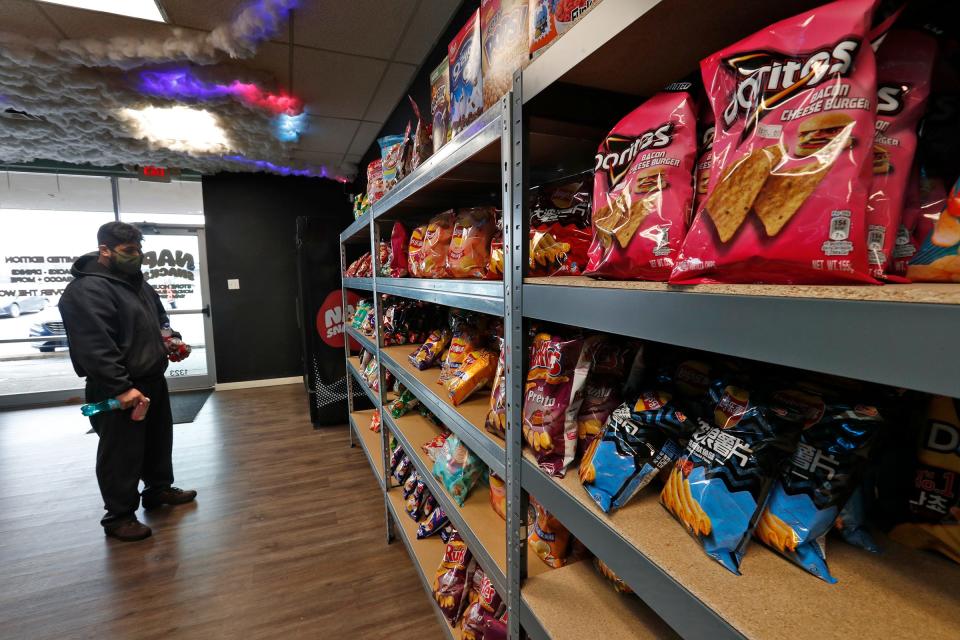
224,155,338,180
139,69,303,116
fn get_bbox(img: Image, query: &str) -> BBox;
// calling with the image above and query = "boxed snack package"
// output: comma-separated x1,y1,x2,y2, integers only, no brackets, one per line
586,85,698,280
367,159,385,204
866,28,936,279
431,58,452,151
672,0,880,285
447,207,497,278
449,10,484,136
530,176,592,276
481,0,529,110
529,0,598,58
908,173,960,282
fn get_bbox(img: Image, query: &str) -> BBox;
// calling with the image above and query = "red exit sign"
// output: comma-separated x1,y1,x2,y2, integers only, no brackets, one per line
139,165,171,182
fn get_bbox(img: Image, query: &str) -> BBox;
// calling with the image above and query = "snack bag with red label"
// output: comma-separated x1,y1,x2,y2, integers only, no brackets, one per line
384,221,410,277
908,174,960,282
586,86,698,280
447,207,497,278
693,104,715,217
408,224,427,277
433,531,474,624
528,496,571,568
367,158,385,203
530,176,592,276
485,339,507,438
439,313,480,386
486,229,504,279
672,0,879,285
889,395,960,565
754,401,883,583
866,28,936,279
461,573,503,640
447,348,498,406
418,211,455,278
522,331,588,477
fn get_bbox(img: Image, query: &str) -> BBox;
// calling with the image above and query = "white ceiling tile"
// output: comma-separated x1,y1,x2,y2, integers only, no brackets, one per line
3,0,64,39
289,47,387,119
291,0,416,58
362,62,416,122
158,0,247,31
347,121,382,157
294,116,359,154
394,0,462,65
289,150,345,164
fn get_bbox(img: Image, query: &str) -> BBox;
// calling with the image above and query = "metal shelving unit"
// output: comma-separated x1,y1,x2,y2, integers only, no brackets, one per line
338,2,960,638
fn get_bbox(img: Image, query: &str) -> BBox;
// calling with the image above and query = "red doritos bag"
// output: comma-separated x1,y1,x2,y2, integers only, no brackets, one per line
693,104,716,217
672,0,879,285
586,85,698,280
867,28,936,280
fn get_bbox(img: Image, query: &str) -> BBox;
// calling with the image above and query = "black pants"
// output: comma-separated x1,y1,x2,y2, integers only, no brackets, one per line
87,376,174,526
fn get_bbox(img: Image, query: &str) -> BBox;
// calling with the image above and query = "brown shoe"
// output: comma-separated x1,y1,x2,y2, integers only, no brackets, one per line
142,486,197,511
104,518,152,542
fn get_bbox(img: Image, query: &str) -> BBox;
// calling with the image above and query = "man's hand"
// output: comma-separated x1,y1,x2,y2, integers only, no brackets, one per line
116,387,147,409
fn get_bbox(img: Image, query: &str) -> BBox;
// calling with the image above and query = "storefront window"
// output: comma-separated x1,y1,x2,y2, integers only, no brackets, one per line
117,177,204,226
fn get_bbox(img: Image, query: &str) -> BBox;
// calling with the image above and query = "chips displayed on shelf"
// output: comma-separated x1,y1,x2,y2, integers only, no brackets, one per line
489,472,506,521
433,531,474,624
530,176,591,276
418,506,450,539
485,340,507,439
528,497,571,568
447,207,497,279
908,174,960,282
409,328,452,371
433,434,486,506
461,572,503,640
447,348,497,406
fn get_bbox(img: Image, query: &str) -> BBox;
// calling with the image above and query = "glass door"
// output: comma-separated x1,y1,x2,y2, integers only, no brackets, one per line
136,224,216,391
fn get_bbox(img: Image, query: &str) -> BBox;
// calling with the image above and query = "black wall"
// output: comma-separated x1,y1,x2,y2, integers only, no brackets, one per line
202,173,352,383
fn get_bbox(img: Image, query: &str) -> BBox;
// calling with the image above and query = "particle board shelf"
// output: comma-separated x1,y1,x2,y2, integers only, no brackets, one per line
522,560,679,640
385,490,461,640
386,409,508,597
523,454,960,640
347,356,379,407
341,276,374,292
349,409,383,489
375,278,504,316
379,345,505,477
345,325,376,354
523,277,960,398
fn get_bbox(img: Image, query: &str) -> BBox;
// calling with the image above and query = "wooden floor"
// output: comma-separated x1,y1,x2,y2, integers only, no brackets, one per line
0,385,443,640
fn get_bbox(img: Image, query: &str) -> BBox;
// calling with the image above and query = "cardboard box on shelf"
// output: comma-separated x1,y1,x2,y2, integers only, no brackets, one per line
529,0,600,58
430,58,452,153
448,9,484,137
481,0,529,109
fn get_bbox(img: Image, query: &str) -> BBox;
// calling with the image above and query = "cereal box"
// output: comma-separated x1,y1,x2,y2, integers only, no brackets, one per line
481,0,529,109
449,10,484,136
430,57,452,152
529,0,599,58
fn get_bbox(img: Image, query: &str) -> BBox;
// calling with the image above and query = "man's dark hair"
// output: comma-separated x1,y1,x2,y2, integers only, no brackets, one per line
97,221,143,248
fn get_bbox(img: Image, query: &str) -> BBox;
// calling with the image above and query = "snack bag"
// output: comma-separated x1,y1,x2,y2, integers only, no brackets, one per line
530,176,592,276
388,388,419,419
834,486,881,553
447,207,497,278
485,340,507,438
449,10,484,136
866,29,936,279
489,472,506,520
576,338,633,457
406,479,427,520
660,378,803,574
408,225,427,277
461,573,503,640
409,329,452,371
393,455,413,484
447,348,497,406
418,506,450,539
522,331,588,477
439,314,480,385
528,497,571,568
487,230,504,279
433,435,485,506
433,531,474,624
580,394,691,513
431,57,452,150
693,105,716,216
586,86,698,280
890,395,960,564
481,0,529,110
483,618,508,640
384,222,410,278
529,0,596,58
379,134,406,190
672,0,879,285
422,432,449,462
403,470,420,499
367,159,385,204
369,411,381,433
594,557,632,594
754,401,884,582
420,210,456,278
907,174,960,282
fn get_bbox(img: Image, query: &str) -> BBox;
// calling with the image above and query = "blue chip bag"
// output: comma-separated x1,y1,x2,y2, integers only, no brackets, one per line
660,378,803,575
579,392,691,513
433,434,484,506
755,402,884,582
835,487,881,553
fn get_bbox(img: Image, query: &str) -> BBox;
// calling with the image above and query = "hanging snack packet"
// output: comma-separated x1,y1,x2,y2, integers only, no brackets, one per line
433,531,474,624
672,0,879,285
890,395,960,564
586,85,698,280
418,506,450,539
447,348,498,406
660,378,803,574
433,435,485,506
522,331,588,477
754,401,884,582
530,176,592,276
416,210,456,278
408,225,427,277
908,174,960,282
489,472,507,520
528,497,571,568
580,394,692,513
866,29,936,279
485,340,507,439
447,207,497,278
576,338,634,457
409,328,452,371
594,557,632,594
461,573,503,640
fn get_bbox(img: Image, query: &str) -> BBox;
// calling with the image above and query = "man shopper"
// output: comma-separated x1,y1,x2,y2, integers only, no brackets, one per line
60,222,196,541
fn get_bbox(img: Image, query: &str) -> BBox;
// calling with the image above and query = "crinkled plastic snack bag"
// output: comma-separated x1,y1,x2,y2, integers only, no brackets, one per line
528,497,571,568
433,531,474,624
433,434,485,506
594,557,632,594
447,348,497,406
420,210,456,278
485,339,507,439
908,174,960,282
447,207,497,278
409,329,452,371
530,176,592,276
408,224,427,277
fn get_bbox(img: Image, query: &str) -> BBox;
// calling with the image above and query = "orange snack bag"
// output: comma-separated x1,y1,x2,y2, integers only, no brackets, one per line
528,496,571,568
447,348,497,406
489,473,506,520
420,211,455,278
408,224,427,277
447,207,497,278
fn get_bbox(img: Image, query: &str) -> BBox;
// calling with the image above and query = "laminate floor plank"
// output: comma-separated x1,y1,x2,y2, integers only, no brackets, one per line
0,384,443,640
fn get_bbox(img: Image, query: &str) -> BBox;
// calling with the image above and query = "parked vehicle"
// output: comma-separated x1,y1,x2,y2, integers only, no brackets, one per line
29,309,68,352
0,295,47,318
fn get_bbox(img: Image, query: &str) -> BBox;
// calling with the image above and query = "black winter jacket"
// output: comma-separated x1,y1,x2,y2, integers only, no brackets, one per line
59,253,169,396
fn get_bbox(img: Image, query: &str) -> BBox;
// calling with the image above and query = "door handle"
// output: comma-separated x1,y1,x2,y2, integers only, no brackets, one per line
202,304,211,317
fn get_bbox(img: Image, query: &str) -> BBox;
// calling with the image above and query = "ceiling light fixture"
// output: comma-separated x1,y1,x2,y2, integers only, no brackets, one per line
118,106,231,154
34,0,166,22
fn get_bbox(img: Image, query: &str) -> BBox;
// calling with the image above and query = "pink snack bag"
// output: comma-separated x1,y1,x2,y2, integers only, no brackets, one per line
867,28,936,279
585,85,697,280
672,0,880,285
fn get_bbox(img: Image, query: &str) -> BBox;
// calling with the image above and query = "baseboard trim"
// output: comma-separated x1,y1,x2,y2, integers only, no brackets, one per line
215,376,302,391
